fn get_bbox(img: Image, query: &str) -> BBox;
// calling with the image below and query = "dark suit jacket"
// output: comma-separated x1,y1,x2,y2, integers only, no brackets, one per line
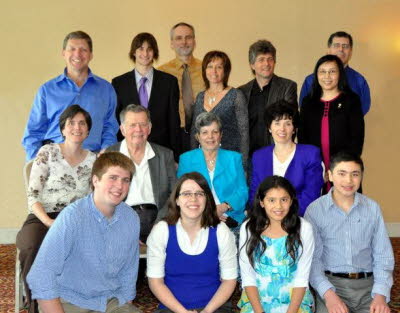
106,141,177,220
249,144,323,216
111,68,181,159
239,75,298,153
298,91,364,158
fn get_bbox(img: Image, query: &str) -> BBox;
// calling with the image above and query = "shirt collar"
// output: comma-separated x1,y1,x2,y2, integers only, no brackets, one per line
172,57,198,69
89,193,121,225
56,68,95,84
135,67,154,85
120,140,155,165
327,187,361,214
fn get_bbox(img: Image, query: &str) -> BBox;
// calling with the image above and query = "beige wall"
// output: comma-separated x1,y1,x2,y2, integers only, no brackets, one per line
2,0,399,229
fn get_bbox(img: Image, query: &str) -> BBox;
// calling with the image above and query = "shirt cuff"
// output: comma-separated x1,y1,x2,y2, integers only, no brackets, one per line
372,284,391,303
316,280,336,299
31,290,59,300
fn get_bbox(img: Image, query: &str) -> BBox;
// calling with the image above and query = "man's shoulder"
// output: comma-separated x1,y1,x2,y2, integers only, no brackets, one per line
305,194,330,218
238,79,255,92
272,75,297,88
89,72,113,87
111,70,134,84
150,142,173,156
154,68,178,82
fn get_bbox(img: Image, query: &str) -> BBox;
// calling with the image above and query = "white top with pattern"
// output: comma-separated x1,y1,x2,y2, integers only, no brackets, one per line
27,143,96,213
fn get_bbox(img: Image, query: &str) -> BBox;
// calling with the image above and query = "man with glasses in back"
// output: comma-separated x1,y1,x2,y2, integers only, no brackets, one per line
299,31,371,115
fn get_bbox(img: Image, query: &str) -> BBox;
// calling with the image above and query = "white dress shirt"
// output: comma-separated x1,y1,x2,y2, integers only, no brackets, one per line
120,140,156,206
146,219,238,280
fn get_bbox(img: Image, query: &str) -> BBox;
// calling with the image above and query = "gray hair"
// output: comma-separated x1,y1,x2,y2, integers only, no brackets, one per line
194,112,222,134
120,104,151,124
248,40,276,69
170,22,195,40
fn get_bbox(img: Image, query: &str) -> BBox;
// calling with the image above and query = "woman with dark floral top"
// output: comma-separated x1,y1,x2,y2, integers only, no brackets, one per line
16,105,96,313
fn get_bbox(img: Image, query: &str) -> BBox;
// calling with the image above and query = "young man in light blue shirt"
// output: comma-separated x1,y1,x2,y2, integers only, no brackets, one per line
27,152,141,313
305,152,394,313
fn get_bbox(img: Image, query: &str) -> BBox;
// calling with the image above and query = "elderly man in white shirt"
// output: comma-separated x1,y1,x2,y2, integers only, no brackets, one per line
107,104,176,243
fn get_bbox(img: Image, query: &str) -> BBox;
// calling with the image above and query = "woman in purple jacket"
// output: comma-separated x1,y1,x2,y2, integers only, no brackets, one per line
249,100,323,216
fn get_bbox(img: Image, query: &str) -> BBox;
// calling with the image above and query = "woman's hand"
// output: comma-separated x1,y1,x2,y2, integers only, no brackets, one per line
216,203,229,218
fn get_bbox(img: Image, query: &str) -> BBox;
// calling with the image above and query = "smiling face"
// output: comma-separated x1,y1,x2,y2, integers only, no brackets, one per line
327,36,352,66
196,121,222,152
120,111,151,148
260,187,292,225
171,25,196,57
269,117,294,145
62,38,93,74
62,112,89,144
329,161,362,200
92,166,131,216
205,57,224,85
317,61,340,93
176,179,206,223
251,53,276,81
134,41,154,67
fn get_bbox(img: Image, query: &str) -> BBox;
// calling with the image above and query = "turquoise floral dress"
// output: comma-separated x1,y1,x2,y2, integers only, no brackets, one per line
238,235,313,313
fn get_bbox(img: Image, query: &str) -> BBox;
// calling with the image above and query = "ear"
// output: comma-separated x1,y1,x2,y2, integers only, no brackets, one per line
328,170,333,182
120,124,126,137
92,175,100,189
259,200,264,208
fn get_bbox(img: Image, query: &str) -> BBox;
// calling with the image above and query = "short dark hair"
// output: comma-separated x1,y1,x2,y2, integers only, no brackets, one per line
164,172,220,228
120,104,151,124
194,112,222,135
310,54,349,100
129,32,159,63
63,31,93,52
59,105,92,136
202,50,231,89
91,152,135,187
330,151,364,172
170,22,195,39
327,31,353,48
264,100,299,141
248,40,276,75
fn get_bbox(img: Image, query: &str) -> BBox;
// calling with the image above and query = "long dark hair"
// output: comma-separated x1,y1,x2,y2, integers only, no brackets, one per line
242,176,302,267
310,54,350,100
165,172,220,228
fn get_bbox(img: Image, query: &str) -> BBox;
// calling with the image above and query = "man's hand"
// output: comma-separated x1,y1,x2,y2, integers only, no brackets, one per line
370,294,390,313
324,289,349,313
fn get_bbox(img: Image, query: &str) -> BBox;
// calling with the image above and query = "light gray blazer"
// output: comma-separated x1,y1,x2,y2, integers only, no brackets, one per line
106,141,177,220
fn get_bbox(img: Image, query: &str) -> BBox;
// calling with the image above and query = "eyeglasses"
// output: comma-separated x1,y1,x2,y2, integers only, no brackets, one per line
179,191,206,199
126,122,150,129
318,69,338,76
331,43,351,49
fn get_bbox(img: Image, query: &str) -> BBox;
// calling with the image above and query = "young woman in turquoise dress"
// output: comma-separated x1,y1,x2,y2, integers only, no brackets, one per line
238,176,315,313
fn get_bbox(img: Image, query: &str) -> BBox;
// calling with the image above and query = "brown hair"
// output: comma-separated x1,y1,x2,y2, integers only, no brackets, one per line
63,31,93,52
129,32,159,62
202,50,231,89
164,172,220,228
59,105,92,137
91,152,135,188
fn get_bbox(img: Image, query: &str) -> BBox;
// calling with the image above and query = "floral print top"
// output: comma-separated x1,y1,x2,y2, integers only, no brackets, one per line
27,143,96,213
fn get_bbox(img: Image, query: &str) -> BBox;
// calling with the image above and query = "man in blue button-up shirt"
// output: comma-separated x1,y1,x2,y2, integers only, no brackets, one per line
27,152,141,313
22,31,119,161
300,31,371,115
305,152,394,313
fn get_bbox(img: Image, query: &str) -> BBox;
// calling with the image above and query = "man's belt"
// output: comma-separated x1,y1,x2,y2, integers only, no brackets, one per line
325,271,373,279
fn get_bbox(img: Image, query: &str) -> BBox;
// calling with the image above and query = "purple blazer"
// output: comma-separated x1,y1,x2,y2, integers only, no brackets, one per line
249,144,323,216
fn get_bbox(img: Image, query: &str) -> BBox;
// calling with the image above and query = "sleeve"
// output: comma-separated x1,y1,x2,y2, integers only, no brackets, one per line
157,150,177,221
292,218,315,287
347,94,365,156
216,223,238,280
27,207,77,299
100,84,119,150
118,216,140,302
299,75,313,107
222,153,248,220
248,153,262,206
168,77,181,159
297,147,323,216
238,222,257,287
234,89,249,167
304,208,335,297
22,85,49,161
146,221,169,278
370,204,395,301
27,145,51,209
284,81,298,108
359,77,371,115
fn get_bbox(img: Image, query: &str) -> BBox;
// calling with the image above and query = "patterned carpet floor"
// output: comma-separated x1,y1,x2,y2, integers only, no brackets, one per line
1,239,399,313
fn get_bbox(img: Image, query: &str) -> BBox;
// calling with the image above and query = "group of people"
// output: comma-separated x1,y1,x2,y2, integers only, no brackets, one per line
17,21,394,313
